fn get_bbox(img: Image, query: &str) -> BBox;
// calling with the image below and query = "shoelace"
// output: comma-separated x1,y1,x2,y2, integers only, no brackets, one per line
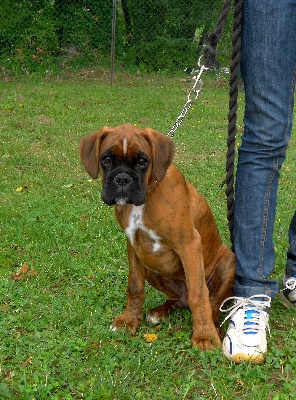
219,295,271,335
284,277,296,291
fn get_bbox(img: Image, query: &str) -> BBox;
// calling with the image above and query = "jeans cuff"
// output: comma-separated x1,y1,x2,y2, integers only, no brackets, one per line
285,263,296,279
234,282,278,301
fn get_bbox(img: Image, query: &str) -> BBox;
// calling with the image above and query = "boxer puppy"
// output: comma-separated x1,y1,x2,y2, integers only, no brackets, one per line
79,123,235,351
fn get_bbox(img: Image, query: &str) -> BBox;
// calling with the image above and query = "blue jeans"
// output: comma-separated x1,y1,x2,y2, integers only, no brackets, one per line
233,0,296,300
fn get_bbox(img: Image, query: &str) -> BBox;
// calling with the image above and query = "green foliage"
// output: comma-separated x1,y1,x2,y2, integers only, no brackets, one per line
118,0,228,72
0,0,232,75
120,0,223,41
122,37,198,73
0,0,112,74
0,0,59,73
54,0,112,50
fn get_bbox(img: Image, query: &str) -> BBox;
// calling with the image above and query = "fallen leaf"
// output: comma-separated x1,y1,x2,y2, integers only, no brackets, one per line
12,264,29,280
12,264,38,280
143,333,157,343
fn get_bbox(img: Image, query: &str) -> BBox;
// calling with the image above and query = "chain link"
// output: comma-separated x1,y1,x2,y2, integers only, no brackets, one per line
167,59,209,138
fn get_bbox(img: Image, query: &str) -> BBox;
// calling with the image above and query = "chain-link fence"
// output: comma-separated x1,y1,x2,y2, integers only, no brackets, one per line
0,0,232,75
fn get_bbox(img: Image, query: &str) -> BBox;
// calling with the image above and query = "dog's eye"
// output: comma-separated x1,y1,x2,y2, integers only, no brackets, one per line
137,157,148,168
101,155,112,167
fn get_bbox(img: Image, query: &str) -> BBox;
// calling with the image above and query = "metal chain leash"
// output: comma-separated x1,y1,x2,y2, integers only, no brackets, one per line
168,0,234,138
167,59,209,138
166,0,242,248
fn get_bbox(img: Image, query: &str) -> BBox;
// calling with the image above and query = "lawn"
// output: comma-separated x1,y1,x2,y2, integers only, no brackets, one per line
0,70,295,399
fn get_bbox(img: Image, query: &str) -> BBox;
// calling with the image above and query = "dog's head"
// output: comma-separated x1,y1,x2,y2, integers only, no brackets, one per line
79,124,175,206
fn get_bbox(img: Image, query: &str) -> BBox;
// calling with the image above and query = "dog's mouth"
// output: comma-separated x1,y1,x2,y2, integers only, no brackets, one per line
103,194,146,206
114,197,131,205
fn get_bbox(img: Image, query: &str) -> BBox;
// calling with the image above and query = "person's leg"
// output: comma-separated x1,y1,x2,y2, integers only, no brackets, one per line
286,211,296,278
279,211,296,308
234,0,296,300
221,0,296,364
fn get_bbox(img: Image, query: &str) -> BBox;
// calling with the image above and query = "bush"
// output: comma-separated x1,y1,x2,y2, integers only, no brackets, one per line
121,37,199,73
0,0,112,75
0,0,233,75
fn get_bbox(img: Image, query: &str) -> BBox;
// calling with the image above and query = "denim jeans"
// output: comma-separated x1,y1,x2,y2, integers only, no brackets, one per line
233,0,296,300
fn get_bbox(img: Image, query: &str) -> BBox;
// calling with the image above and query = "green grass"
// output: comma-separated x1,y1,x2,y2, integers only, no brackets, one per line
0,71,295,399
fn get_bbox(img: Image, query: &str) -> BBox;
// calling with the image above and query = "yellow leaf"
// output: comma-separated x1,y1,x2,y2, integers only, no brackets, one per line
144,333,157,343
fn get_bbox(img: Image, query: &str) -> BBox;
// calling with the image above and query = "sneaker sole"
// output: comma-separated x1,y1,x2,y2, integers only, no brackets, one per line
223,343,266,365
229,352,266,364
278,291,296,309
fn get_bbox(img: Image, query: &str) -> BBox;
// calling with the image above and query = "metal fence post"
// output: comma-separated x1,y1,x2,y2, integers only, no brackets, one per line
111,0,117,86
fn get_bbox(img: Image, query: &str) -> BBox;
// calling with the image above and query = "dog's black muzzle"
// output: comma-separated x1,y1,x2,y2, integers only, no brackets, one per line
102,168,146,206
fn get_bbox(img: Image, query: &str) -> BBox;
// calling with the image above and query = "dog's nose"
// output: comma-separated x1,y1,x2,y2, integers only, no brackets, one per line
114,172,132,186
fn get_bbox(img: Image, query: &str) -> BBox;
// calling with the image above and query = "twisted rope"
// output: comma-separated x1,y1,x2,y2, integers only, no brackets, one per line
203,0,243,249
226,0,243,249
203,0,233,69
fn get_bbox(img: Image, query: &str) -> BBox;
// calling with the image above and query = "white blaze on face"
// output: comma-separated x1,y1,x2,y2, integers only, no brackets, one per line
125,205,161,251
122,137,128,157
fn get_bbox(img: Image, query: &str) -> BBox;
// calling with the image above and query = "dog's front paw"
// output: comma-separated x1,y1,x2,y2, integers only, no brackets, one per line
110,312,142,335
191,332,221,351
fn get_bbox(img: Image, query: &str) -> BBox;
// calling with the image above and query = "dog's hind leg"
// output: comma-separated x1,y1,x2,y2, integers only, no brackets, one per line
146,272,188,325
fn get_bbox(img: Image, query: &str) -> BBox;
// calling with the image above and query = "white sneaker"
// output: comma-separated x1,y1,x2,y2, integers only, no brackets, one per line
220,295,271,364
278,277,296,309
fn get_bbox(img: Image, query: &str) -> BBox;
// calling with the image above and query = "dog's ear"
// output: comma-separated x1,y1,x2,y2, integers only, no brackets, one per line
79,126,112,178
143,128,175,182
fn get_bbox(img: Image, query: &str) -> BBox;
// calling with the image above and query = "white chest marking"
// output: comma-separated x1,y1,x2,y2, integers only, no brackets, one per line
125,205,161,251
122,137,128,157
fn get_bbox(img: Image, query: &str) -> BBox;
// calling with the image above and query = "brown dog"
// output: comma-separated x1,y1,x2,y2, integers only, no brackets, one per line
79,123,235,350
